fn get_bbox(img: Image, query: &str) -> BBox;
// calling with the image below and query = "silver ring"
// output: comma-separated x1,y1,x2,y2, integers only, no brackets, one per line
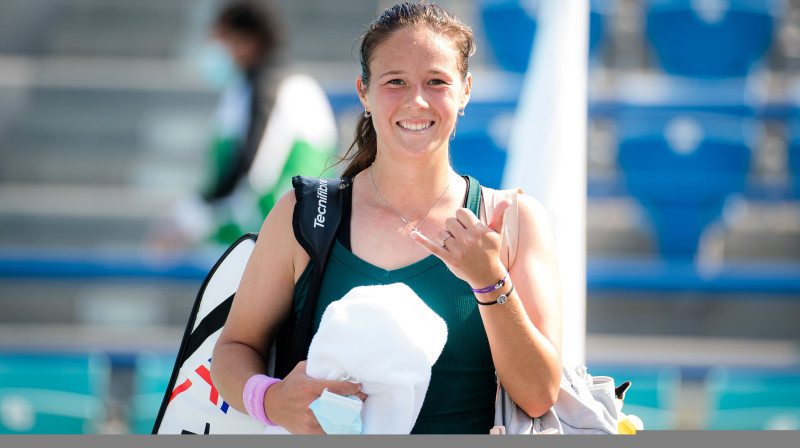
441,234,454,247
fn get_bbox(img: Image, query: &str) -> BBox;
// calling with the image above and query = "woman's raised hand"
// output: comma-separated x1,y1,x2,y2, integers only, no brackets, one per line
263,361,366,434
411,199,511,290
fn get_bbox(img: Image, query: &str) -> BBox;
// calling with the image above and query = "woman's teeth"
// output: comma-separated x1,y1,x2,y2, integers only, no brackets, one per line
398,121,433,131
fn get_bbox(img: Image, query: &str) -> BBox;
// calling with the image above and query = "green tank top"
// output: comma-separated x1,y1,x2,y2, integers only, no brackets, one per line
291,176,496,434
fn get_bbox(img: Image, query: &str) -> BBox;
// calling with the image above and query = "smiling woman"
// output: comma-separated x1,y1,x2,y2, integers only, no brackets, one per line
210,1,563,434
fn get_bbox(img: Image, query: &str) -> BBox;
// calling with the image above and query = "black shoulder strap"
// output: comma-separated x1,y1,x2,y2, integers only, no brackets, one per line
291,176,350,268
273,175,352,378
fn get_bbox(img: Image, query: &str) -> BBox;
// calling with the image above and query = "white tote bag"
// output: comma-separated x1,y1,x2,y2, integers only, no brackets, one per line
492,365,624,434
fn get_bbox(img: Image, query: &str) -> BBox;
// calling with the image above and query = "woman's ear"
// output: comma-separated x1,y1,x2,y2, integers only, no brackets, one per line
460,72,472,110
357,76,369,110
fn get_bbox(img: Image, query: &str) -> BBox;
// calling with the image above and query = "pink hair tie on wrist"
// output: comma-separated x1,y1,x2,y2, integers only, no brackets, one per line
243,374,282,426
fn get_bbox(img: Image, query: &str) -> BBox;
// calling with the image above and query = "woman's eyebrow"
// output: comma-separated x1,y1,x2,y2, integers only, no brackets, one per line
378,70,405,78
378,68,451,78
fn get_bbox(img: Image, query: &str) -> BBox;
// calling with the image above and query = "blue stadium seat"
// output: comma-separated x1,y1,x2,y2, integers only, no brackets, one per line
128,352,176,434
589,1,607,60
449,103,511,189
704,367,800,430
588,365,682,430
616,111,752,258
788,121,800,198
645,0,776,78
479,0,608,73
449,131,507,190
0,353,111,434
480,0,536,73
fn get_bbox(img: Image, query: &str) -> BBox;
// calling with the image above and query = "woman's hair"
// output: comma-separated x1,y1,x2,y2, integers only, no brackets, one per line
332,1,475,178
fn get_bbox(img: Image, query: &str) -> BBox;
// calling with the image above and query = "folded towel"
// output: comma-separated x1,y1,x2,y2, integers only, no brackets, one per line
305,283,448,434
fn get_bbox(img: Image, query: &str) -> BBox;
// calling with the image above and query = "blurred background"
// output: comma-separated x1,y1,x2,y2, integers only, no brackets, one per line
1,0,799,434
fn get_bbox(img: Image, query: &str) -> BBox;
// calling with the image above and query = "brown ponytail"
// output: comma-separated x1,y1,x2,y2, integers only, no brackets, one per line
339,113,378,178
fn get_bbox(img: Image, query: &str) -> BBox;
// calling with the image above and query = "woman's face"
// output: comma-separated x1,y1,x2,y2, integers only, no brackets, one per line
358,25,471,160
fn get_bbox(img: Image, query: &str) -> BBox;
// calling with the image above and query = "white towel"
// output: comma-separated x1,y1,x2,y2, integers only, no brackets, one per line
305,283,448,434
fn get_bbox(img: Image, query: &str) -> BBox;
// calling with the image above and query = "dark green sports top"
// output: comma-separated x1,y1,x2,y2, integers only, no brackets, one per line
291,176,496,434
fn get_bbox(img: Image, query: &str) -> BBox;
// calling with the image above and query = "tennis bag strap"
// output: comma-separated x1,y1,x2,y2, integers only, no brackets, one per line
273,175,351,378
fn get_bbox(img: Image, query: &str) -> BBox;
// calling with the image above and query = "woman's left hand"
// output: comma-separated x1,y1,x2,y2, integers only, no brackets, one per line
411,199,511,290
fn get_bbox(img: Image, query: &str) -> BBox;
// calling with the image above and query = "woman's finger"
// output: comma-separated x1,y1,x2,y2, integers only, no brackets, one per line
410,230,447,257
438,230,454,246
320,379,362,398
455,207,481,228
444,217,467,239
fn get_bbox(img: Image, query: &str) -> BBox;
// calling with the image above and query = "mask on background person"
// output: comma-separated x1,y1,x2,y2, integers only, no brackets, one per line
199,40,238,90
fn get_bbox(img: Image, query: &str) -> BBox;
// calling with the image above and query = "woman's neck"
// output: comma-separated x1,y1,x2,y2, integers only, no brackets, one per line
366,153,456,214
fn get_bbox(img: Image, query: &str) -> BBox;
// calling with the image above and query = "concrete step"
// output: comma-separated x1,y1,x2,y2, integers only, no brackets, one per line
0,71,216,185
588,291,800,340
0,184,188,248
587,333,800,372
3,84,216,148
0,0,209,57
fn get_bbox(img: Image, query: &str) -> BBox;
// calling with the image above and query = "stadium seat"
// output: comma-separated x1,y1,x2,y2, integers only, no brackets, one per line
478,0,608,73
479,0,537,73
588,1,607,61
449,103,512,189
450,132,507,190
788,121,800,198
0,353,111,434
644,0,776,78
704,367,800,430
128,352,176,434
588,365,682,430
616,111,752,258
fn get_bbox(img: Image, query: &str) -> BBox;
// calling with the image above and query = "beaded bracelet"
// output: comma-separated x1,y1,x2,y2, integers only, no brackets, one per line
243,374,282,426
470,272,509,294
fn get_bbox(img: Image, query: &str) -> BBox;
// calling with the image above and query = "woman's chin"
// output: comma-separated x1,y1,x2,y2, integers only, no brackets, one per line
397,142,449,159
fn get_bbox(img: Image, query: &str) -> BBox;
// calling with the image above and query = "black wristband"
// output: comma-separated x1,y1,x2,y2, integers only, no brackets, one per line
476,283,514,306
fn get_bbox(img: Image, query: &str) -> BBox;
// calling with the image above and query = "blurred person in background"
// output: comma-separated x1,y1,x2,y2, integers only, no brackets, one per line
151,0,338,249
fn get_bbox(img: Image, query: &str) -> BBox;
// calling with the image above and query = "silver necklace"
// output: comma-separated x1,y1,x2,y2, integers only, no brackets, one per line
369,166,451,232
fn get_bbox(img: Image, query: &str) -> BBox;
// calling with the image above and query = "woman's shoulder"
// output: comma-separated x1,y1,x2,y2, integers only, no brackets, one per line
263,176,351,261
255,189,311,279
257,189,299,249
516,191,547,220
270,188,299,218
513,192,556,259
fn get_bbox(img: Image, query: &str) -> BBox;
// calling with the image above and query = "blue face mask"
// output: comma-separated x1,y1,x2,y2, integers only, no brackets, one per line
308,388,363,435
198,41,238,90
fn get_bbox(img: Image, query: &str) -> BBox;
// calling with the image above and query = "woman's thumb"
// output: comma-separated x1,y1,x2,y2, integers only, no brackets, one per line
489,199,511,233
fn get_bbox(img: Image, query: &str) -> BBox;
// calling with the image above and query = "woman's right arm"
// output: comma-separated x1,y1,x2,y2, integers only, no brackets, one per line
210,190,362,433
